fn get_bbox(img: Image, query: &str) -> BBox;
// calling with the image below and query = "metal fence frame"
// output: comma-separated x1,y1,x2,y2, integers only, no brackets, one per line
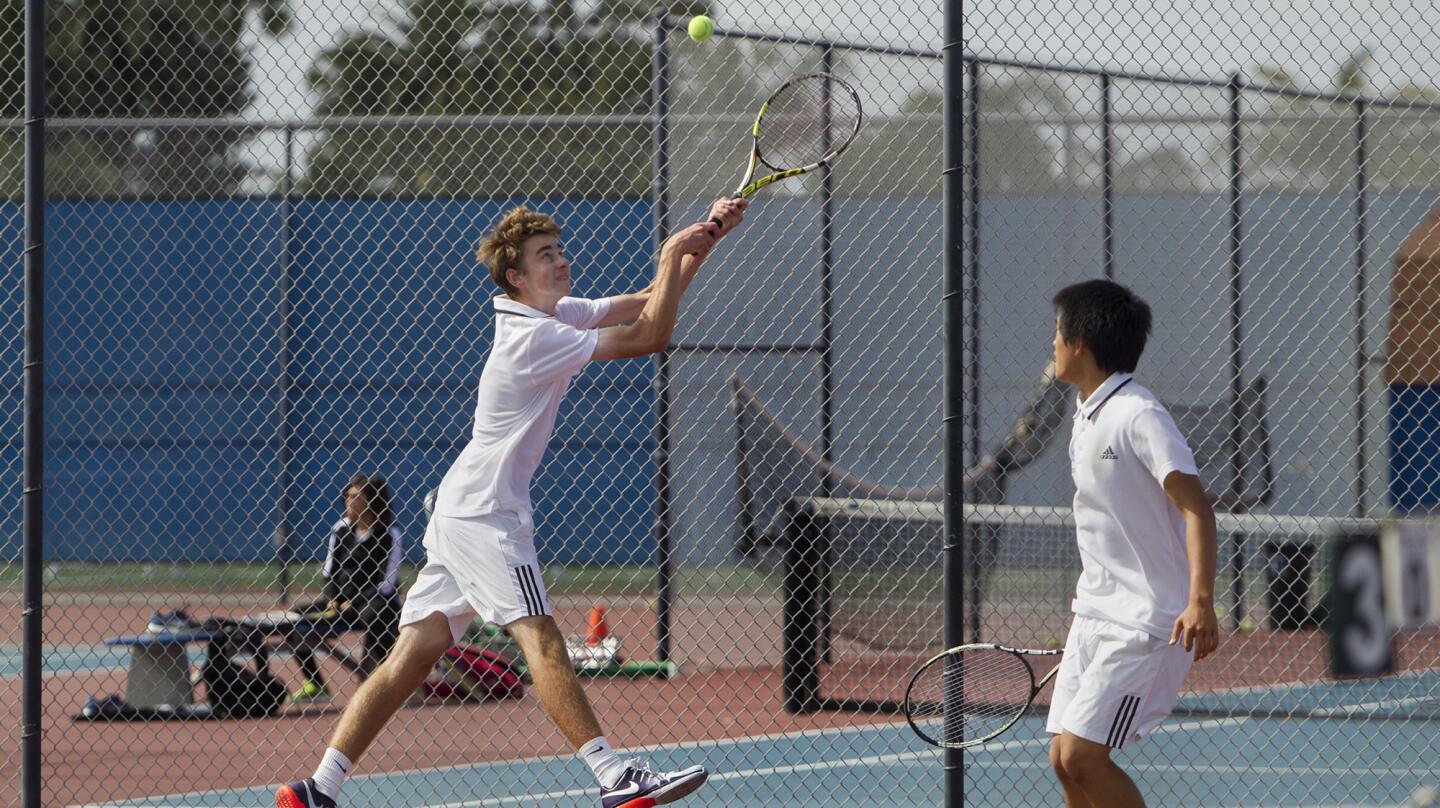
18,5,1440,807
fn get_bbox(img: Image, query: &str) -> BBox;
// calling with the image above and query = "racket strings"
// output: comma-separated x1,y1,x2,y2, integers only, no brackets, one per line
909,648,1034,744
757,75,861,170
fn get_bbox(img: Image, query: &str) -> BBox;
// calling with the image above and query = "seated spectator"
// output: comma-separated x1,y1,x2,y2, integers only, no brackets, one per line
288,473,404,704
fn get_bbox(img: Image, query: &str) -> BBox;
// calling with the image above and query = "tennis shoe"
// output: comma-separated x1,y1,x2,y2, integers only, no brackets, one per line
147,608,198,633
600,762,707,808
276,778,337,808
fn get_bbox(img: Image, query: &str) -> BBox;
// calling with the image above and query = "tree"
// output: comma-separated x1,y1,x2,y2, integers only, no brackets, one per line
662,37,842,199
1247,48,1440,190
874,73,1094,197
303,0,705,197
1,0,292,199
1113,145,1202,193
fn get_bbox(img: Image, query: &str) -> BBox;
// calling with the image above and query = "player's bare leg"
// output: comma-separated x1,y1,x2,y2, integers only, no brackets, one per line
1050,737,1098,808
328,612,454,760
506,615,707,806
505,615,604,746
278,612,454,808
1054,732,1146,808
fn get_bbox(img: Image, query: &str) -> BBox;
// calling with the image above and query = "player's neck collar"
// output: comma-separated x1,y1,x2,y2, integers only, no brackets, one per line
1078,372,1133,421
494,295,553,319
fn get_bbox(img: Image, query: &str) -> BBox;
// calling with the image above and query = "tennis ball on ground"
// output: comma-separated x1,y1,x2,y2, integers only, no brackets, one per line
1239,617,1256,632
688,15,714,42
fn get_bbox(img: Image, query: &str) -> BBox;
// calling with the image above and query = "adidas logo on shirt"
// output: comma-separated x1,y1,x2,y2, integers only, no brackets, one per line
1100,446,1118,460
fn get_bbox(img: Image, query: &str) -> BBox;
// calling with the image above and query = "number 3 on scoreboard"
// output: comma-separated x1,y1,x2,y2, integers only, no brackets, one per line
1329,532,1394,676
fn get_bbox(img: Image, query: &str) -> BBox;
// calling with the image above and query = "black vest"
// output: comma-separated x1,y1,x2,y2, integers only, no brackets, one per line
324,522,396,606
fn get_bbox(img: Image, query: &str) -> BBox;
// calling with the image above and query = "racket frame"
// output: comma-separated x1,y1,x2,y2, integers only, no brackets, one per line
731,72,862,199
903,642,1064,749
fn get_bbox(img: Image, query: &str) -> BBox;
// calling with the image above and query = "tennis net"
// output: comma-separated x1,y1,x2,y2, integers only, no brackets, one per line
778,496,1440,721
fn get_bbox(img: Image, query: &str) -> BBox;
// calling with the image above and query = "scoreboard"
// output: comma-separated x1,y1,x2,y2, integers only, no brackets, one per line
1329,520,1440,676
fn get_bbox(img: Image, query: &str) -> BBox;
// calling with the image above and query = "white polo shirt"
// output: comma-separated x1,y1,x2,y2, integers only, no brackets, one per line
1068,372,1199,639
432,295,612,517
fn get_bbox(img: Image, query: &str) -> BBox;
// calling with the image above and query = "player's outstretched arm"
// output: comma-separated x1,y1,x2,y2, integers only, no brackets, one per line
592,223,715,361
597,198,746,328
596,283,654,328
593,199,746,362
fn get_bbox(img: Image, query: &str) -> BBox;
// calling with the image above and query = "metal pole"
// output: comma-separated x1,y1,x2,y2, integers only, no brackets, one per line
817,49,837,667
942,3,972,791
819,49,837,486
276,126,295,605
1351,100,1371,516
650,9,675,664
21,0,46,804
1224,74,1248,629
965,63,983,647
1100,73,1115,279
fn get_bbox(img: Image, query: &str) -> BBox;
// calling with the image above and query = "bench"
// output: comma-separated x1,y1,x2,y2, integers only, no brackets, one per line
102,611,352,709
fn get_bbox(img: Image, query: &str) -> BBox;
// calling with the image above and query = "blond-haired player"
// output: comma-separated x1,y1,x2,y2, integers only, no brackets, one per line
277,197,747,808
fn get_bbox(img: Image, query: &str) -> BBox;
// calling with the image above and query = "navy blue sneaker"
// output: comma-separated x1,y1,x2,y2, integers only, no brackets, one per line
276,778,337,808
600,763,707,808
147,608,198,634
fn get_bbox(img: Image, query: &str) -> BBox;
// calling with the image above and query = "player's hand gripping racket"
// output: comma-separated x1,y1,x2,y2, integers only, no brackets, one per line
904,643,1063,748
714,73,862,210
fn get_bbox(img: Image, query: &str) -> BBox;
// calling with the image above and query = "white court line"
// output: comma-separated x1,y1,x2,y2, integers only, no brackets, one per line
72,716,1253,808
68,719,918,808
1306,695,1438,717
1177,668,1439,698
419,715,1254,808
92,712,1415,808
426,748,946,808
3,666,125,680
972,758,1436,776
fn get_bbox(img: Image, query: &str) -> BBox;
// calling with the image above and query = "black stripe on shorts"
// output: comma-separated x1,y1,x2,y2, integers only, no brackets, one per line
515,565,545,617
1106,695,1141,748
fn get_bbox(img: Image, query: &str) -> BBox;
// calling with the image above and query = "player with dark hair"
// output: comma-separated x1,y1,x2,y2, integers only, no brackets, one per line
287,473,404,704
1046,279,1220,808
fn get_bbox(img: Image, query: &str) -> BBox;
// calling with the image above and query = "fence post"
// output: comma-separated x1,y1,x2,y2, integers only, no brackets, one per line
21,0,47,805
275,125,296,605
1351,100,1371,516
943,27,974,807
1101,72,1115,279
650,8,675,664
1224,73,1249,629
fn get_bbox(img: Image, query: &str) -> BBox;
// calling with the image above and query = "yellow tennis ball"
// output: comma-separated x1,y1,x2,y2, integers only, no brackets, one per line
1239,617,1256,632
688,15,714,42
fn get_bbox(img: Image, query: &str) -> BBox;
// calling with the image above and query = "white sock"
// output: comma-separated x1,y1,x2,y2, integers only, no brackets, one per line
311,748,352,800
578,736,628,788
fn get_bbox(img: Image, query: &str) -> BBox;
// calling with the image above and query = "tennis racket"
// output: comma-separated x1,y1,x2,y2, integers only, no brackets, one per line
904,643,1064,748
720,72,862,202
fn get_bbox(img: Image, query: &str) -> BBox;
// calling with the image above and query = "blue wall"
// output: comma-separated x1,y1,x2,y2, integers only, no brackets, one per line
7,198,656,564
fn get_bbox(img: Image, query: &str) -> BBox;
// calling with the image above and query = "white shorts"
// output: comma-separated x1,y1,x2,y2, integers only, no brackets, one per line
1044,614,1192,749
398,511,551,644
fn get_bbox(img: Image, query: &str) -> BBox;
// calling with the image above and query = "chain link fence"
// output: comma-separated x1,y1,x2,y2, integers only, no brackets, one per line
7,0,1440,806
949,3,1440,806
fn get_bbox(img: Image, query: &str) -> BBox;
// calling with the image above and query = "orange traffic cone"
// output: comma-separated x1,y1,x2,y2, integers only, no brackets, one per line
585,605,609,646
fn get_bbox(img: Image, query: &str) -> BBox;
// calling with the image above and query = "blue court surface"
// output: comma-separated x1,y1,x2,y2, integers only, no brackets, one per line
73,712,1437,808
